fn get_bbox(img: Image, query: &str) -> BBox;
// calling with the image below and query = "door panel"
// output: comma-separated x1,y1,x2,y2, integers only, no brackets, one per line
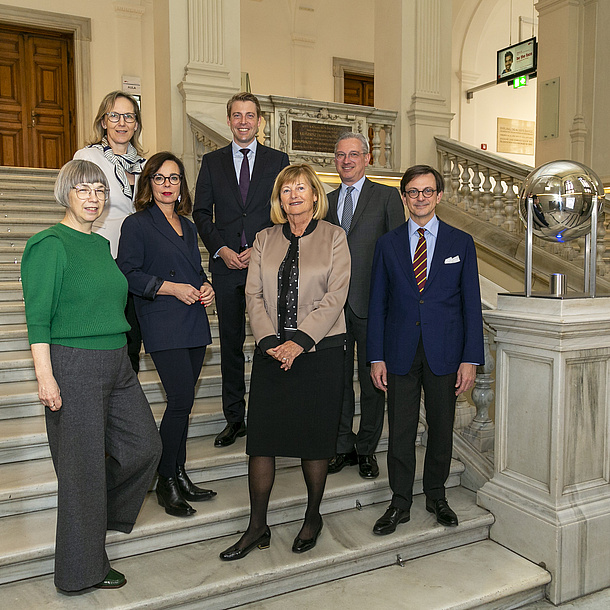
0,25,74,168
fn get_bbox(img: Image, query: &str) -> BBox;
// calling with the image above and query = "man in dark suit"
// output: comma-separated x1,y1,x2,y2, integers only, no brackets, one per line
367,164,484,534
325,132,404,479
193,92,289,447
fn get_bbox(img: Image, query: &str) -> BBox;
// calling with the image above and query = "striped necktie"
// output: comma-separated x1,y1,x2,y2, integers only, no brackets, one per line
340,186,354,234
413,228,427,292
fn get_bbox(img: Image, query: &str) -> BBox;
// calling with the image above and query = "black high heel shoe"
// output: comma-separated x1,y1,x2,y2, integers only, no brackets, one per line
156,474,196,517
176,465,217,502
292,517,323,553
219,527,271,561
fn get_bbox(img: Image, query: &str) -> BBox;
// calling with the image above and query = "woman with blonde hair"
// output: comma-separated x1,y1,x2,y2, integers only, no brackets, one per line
220,164,350,560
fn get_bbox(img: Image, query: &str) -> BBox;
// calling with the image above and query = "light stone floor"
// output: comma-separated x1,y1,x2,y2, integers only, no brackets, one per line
522,588,610,609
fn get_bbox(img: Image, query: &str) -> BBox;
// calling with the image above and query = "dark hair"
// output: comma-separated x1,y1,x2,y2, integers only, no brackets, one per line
135,152,192,215
505,51,513,60
226,92,262,118
90,90,143,155
400,165,444,195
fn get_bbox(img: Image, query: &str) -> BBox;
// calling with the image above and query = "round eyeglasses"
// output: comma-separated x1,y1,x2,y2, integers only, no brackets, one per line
72,186,106,201
405,187,437,199
151,173,182,186
105,112,137,124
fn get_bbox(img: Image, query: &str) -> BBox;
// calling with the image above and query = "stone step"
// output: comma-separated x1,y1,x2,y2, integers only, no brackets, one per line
0,363,252,421
0,486,488,606
0,282,25,301
0,390,374,516
0,166,58,181
244,539,551,610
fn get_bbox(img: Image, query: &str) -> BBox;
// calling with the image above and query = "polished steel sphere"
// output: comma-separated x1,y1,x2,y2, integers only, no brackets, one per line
518,160,604,242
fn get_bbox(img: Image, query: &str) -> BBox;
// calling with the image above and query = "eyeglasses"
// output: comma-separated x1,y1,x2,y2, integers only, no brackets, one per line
106,112,137,124
404,187,437,199
72,186,106,201
335,151,365,161
151,173,182,185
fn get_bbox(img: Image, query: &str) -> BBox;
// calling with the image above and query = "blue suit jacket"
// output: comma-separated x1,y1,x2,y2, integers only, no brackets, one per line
117,205,212,353
367,219,484,376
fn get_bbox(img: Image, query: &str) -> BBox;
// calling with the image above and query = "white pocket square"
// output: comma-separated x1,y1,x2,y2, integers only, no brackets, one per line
444,255,460,264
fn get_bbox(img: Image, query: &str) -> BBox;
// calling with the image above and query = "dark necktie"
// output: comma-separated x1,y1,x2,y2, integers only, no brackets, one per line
340,186,355,234
239,148,250,205
413,227,427,292
239,149,250,248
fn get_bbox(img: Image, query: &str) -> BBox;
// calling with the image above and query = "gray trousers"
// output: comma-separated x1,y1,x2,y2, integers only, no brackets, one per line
46,344,162,591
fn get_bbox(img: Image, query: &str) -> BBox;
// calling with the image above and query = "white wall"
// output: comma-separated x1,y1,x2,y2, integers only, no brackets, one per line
452,0,537,167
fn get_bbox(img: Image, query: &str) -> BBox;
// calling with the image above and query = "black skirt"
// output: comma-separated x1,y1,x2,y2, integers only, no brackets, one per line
246,345,345,459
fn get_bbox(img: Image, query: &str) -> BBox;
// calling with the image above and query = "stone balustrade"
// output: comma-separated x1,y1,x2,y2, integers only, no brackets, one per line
435,136,609,277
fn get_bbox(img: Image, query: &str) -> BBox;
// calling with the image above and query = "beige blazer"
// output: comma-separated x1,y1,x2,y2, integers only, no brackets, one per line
245,220,351,350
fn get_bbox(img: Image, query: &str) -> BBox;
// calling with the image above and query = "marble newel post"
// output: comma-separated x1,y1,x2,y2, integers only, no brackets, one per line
478,294,610,605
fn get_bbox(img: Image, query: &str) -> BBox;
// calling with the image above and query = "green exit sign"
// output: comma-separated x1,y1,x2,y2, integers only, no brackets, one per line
513,75,528,88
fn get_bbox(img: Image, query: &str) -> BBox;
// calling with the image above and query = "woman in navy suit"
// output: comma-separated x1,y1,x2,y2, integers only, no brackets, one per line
117,152,217,517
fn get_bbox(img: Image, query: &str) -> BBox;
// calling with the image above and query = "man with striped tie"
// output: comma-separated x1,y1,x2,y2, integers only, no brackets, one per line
367,164,484,535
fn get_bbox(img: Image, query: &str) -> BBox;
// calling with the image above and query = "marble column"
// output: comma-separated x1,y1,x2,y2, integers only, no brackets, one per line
478,293,610,604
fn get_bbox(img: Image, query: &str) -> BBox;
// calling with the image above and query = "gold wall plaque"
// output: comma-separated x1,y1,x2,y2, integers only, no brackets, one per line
497,118,535,155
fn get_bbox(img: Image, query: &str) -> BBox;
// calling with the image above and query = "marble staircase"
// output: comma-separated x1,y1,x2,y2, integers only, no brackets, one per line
0,167,551,608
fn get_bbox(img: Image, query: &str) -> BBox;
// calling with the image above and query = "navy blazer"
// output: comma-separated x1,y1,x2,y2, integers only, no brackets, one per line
117,205,212,353
192,142,290,275
367,219,484,376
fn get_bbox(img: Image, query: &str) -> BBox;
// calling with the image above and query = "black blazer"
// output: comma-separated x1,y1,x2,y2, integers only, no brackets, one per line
326,178,404,318
117,205,212,353
192,142,290,275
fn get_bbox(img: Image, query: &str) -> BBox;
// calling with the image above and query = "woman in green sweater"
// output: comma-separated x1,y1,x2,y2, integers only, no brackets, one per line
21,159,161,593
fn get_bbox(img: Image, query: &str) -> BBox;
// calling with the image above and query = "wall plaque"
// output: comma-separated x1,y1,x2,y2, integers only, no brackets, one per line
497,118,535,155
291,121,348,154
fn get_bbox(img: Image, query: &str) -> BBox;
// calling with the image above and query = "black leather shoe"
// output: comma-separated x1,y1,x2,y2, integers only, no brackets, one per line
358,454,379,479
176,465,217,502
292,517,323,553
214,422,247,447
426,497,458,527
328,448,358,474
373,505,410,535
156,474,196,517
94,568,126,589
219,527,271,561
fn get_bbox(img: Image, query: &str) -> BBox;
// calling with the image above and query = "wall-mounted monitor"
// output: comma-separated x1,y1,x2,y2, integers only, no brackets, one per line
497,37,537,85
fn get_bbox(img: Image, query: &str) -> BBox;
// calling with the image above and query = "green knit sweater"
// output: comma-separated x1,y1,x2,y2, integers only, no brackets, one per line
22,223,129,350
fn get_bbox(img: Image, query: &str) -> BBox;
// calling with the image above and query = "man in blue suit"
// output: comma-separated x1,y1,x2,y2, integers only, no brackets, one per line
193,93,289,447
367,165,484,535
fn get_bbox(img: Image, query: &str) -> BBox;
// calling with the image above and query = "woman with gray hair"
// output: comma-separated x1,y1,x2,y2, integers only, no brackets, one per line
21,159,161,592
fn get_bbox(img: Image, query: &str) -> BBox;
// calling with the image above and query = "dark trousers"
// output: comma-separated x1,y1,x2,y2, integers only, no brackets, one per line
150,346,206,477
386,338,457,511
212,270,247,423
125,292,142,373
336,304,385,455
46,344,161,591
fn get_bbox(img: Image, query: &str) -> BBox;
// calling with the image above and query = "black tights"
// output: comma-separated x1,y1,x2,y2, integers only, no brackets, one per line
235,456,327,548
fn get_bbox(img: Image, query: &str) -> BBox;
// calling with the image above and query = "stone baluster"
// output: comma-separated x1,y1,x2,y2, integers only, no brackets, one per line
481,167,493,221
450,156,461,206
470,164,482,216
462,330,495,452
491,174,505,226
454,391,476,433
384,124,393,169
371,123,382,167
458,160,471,211
263,111,272,147
502,177,517,232
442,153,452,202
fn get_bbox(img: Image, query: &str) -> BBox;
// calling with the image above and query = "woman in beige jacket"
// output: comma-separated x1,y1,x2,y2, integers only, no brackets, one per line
220,164,351,560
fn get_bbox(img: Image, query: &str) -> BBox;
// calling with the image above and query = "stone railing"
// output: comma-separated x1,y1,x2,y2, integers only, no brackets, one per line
435,136,610,278
188,113,231,170
257,95,398,171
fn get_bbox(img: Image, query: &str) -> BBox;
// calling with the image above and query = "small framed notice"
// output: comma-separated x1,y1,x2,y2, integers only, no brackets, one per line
497,118,535,155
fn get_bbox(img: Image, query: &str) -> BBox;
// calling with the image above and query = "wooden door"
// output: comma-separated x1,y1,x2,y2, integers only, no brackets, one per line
0,25,75,168
344,73,374,107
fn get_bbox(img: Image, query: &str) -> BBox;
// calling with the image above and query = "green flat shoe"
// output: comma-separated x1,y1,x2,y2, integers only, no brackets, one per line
94,567,126,589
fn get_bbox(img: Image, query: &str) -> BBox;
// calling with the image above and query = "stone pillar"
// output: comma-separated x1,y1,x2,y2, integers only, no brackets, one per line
478,293,610,604
177,0,241,180
535,0,610,183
